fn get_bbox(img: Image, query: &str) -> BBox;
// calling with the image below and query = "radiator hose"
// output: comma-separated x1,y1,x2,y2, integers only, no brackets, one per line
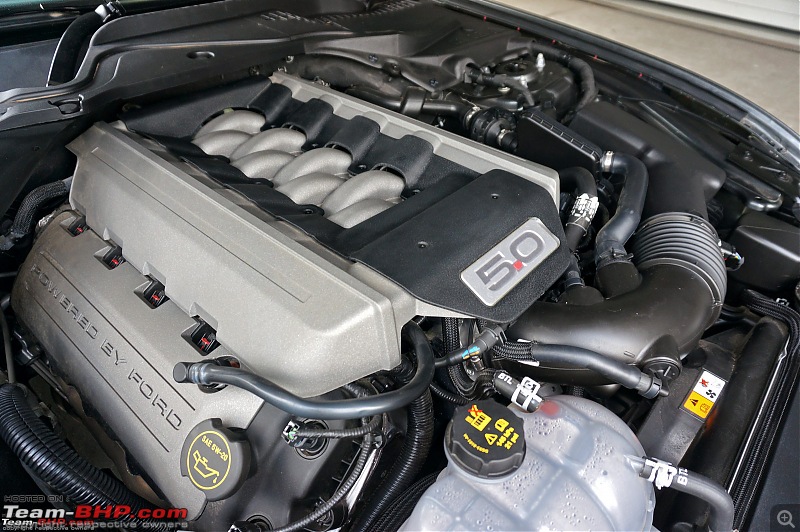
0,384,153,521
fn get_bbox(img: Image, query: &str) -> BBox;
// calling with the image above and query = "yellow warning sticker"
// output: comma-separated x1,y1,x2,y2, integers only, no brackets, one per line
684,391,714,418
466,404,492,431
682,370,726,419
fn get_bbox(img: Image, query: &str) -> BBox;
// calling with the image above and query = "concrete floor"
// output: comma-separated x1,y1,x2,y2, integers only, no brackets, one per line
498,0,800,133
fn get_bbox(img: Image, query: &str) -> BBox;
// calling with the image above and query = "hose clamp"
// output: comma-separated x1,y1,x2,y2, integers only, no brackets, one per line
636,373,664,399
601,151,615,173
510,376,543,412
642,457,678,489
496,128,511,146
463,106,481,128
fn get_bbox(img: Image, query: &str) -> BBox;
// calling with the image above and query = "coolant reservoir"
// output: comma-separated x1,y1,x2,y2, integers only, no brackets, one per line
401,396,655,531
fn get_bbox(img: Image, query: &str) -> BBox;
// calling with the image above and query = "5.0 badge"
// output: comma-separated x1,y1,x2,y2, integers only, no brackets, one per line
460,218,559,306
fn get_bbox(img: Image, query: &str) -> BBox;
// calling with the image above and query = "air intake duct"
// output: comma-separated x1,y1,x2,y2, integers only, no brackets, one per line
633,212,726,307
505,212,724,384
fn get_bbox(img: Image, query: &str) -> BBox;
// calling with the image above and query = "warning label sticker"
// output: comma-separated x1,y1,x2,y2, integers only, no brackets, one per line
682,370,726,419
463,404,521,451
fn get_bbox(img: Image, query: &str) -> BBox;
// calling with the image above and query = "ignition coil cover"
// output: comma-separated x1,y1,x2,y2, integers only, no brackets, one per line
181,419,250,501
445,400,526,479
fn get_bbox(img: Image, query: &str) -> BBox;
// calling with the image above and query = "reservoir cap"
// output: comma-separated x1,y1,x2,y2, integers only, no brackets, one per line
180,419,250,501
445,400,526,479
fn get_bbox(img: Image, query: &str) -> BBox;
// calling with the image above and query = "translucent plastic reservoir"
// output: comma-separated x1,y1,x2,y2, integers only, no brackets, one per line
401,395,656,531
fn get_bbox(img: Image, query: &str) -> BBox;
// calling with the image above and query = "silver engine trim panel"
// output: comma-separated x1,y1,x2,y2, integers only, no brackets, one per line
67,122,407,398
12,214,263,519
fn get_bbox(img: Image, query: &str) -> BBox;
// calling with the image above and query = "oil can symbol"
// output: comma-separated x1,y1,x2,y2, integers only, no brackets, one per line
192,449,220,484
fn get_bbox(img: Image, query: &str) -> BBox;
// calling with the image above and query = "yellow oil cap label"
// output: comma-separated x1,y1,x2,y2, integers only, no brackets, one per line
682,370,726,419
180,419,250,501
187,430,231,490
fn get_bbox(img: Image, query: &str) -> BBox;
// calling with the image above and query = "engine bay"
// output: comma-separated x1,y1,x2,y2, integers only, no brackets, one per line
0,0,798,531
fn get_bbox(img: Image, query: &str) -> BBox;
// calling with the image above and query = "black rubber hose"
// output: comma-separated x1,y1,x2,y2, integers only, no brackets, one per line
530,343,664,398
529,43,598,111
729,290,800,529
351,389,433,532
370,471,439,532
564,226,583,260
560,166,597,200
174,321,435,420
1,179,70,250
594,152,648,266
494,342,664,398
434,351,466,369
560,166,598,251
0,384,153,521
465,70,534,107
562,254,585,289
288,56,411,97
569,101,717,219
346,86,471,119
671,470,735,532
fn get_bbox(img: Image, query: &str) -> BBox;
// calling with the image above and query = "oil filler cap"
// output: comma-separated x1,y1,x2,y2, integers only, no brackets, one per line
445,400,526,479
181,419,250,501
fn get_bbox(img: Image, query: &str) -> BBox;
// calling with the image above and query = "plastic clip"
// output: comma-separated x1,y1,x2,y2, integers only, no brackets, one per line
643,457,678,489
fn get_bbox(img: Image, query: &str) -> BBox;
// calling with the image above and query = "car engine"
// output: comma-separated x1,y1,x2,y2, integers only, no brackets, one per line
0,1,798,531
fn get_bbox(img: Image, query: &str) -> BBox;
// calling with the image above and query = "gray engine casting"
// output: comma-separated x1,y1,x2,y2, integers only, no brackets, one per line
11,75,561,518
